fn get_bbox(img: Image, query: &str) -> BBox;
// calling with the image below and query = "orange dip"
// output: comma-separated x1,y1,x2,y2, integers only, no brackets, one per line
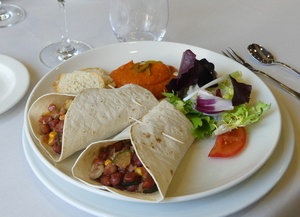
110,60,177,99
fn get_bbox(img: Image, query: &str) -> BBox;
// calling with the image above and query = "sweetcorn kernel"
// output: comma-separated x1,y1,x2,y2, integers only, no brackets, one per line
48,131,57,146
104,159,112,166
134,167,143,176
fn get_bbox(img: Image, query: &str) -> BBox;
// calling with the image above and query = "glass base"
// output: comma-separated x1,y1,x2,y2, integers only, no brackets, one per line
113,30,166,42
39,40,92,68
0,4,25,28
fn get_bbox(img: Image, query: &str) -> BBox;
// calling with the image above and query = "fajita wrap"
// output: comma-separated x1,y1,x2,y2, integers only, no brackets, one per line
71,100,195,202
28,84,158,162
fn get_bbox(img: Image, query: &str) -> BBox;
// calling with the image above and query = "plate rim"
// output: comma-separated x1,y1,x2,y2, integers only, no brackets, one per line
0,54,30,114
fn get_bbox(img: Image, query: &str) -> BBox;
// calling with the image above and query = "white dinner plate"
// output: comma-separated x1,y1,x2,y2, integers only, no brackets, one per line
0,54,30,114
24,41,281,202
22,102,294,217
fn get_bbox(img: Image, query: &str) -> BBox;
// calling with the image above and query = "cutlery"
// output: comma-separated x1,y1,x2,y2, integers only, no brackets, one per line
247,43,300,77
222,48,300,101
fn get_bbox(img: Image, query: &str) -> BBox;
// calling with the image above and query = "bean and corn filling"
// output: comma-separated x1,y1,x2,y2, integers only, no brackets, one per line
90,140,158,194
38,100,73,154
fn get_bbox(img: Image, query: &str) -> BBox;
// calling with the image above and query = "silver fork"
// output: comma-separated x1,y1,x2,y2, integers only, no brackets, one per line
223,48,300,101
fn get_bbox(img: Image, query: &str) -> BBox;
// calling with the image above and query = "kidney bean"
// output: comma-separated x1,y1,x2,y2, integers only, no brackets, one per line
100,176,111,186
110,172,124,186
104,163,118,175
142,178,155,189
48,119,59,130
141,167,151,179
126,184,139,192
54,120,64,132
48,104,57,111
93,158,104,165
38,115,53,124
39,124,50,134
53,143,61,154
98,152,109,160
132,153,143,167
121,144,131,151
123,172,140,182
113,141,124,152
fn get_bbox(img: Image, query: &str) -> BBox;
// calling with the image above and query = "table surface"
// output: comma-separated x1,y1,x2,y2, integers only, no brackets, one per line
1,0,300,216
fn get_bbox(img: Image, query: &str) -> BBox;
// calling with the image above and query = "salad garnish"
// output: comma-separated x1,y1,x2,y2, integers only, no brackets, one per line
163,49,271,157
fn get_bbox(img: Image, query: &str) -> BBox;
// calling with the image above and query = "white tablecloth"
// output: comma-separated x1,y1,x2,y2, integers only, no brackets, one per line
1,0,300,216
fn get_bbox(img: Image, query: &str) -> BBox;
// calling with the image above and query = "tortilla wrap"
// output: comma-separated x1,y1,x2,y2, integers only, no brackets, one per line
28,84,158,162
72,100,195,202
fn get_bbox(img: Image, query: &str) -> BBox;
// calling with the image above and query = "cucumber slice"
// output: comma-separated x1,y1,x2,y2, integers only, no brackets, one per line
143,185,158,193
121,181,139,187
113,150,133,169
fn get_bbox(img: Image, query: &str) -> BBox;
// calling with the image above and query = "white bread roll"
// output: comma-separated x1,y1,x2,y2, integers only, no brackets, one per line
53,67,116,94
80,67,116,89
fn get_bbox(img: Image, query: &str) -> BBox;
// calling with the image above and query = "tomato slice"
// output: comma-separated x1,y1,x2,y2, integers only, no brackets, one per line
208,127,247,157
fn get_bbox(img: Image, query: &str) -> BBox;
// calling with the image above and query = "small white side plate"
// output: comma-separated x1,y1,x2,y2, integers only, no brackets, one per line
0,54,30,114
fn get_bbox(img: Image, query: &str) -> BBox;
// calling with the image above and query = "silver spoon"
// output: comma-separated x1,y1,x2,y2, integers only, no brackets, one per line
247,43,300,76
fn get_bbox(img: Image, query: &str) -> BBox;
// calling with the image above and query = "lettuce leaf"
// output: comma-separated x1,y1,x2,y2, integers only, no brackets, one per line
163,92,216,139
214,101,271,135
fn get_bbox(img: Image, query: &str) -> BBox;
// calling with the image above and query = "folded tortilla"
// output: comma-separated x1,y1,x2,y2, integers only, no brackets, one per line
72,100,195,202
28,84,158,162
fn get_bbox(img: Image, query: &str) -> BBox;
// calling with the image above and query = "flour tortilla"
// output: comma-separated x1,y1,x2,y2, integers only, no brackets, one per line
72,100,195,202
28,84,158,162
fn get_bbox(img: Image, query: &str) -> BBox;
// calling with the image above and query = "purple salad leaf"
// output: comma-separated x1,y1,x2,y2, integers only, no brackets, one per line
178,49,197,78
166,49,218,99
166,50,198,98
230,75,252,106
197,58,217,87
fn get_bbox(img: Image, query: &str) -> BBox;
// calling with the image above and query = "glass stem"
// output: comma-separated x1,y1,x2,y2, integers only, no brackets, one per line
0,2,11,21
57,0,74,54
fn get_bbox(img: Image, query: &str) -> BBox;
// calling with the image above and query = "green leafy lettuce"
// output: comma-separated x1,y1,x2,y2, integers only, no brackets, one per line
214,101,271,135
163,92,216,139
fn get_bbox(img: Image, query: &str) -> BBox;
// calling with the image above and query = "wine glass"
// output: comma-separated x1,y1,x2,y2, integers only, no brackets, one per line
0,1,25,28
39,0,92,68
109,0,169,42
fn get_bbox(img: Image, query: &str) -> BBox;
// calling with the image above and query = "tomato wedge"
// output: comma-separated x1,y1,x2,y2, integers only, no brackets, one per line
208,127,247,157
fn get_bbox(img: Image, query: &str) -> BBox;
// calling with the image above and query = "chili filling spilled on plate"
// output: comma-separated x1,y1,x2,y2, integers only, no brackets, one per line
38,100,73,154
89,140,158,194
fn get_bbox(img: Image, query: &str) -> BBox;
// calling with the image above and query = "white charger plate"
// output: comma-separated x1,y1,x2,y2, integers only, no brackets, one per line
0,54,30,114
22,102,294,216
24,41,281,202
